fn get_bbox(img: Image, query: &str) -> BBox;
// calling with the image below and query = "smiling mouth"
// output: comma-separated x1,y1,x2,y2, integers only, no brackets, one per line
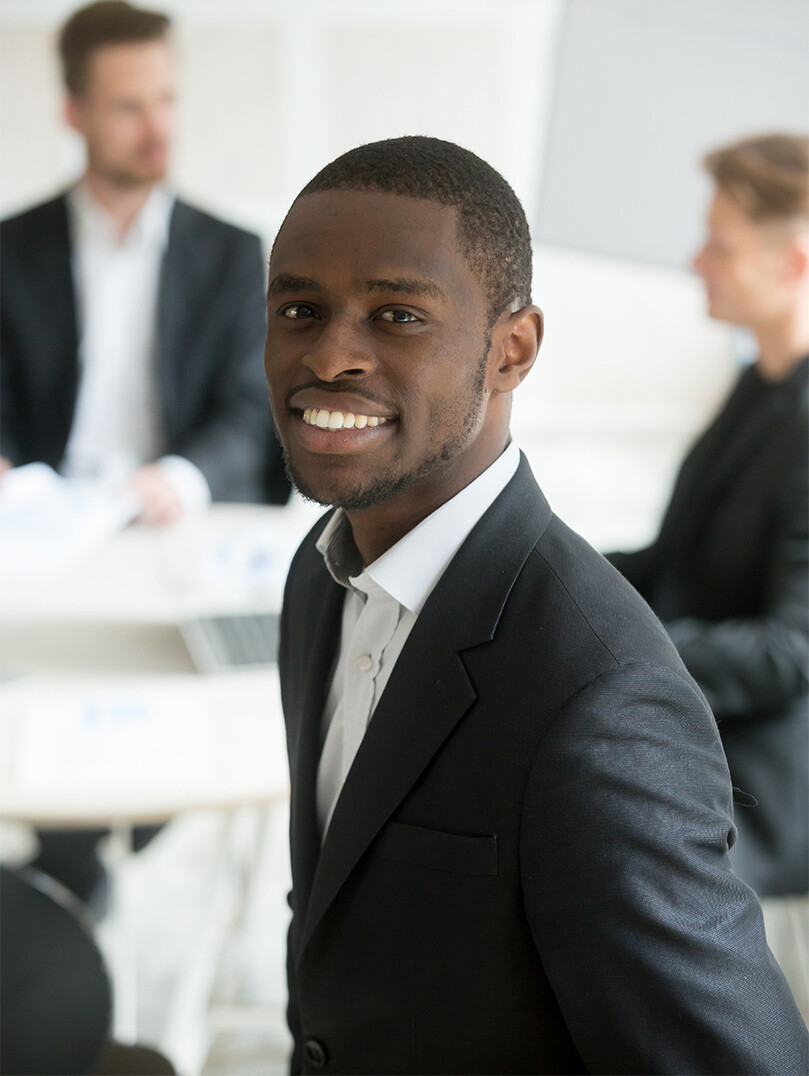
302,407,391,431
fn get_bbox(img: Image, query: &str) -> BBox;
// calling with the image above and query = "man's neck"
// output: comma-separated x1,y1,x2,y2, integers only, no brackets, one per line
345,436,513,567
753,300,809,382
81,171,157,239
345,495,447,569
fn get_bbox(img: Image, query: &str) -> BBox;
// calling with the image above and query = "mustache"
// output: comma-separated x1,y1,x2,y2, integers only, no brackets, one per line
284,380,394,411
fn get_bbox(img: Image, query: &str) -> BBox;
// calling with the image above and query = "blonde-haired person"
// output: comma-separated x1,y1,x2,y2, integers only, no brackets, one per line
610,132,809,1020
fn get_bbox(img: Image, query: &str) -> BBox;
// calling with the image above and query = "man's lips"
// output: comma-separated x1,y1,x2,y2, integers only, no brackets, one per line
288,388,395,420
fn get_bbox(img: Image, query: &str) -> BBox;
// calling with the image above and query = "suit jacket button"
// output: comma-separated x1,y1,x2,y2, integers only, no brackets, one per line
304,1038,327,1068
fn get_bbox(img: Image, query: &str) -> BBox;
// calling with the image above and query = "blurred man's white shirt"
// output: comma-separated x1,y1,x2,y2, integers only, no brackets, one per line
63,182,210,512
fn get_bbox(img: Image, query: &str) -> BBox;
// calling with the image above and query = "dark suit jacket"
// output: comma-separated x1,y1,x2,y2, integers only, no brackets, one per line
1,192,289,504
609,358,809,897
279,454,807,1076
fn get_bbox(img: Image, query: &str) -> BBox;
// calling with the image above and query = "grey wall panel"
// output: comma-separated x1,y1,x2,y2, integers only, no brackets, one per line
536,0,809,268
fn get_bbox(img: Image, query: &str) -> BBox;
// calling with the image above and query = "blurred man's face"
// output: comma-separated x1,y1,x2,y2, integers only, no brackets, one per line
692,188,797,330
66,40,175,188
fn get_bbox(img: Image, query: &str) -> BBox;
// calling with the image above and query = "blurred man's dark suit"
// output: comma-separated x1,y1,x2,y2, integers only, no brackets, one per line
1,191,290,504
279,453,807,1075
610,356,808,898
0,191,289,907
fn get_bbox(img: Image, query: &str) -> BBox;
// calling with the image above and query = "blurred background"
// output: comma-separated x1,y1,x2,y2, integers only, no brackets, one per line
1,0,806,547
1,1,807,1073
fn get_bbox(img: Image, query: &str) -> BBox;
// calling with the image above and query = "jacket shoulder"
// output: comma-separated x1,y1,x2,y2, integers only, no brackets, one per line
527,512,688,674
1,193,69,242
170,198,262,249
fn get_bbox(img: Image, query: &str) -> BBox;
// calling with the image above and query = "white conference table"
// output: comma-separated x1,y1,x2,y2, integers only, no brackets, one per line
0,500,321,1072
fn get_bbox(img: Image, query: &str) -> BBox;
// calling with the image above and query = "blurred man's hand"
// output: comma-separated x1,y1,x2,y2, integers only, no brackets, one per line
129,463,183,525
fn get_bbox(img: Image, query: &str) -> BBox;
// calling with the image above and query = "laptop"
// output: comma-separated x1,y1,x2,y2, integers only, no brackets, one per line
180,611,280,674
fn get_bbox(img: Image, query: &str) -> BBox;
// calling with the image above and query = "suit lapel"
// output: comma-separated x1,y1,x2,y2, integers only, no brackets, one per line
300,616,476,952
299,455,552,953
289,570,345,916
35,196,79,459
155,202,182,437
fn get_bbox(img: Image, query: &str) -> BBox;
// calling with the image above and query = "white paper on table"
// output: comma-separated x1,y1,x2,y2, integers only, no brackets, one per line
195,523,300,606
16,682,213,793
0,463,141,581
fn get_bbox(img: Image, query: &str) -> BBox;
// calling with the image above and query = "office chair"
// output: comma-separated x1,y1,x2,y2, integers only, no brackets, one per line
0,865,174,1075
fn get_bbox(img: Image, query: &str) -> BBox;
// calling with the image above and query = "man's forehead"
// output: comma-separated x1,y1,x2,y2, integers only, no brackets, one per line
270,190,470,285
85,39,174,89
276,189,458,245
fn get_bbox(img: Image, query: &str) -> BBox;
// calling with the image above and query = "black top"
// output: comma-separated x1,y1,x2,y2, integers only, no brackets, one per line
610,356,809,896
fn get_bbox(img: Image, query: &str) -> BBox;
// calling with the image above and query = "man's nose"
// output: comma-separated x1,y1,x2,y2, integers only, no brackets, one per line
144,102,172,140
303,318,376,382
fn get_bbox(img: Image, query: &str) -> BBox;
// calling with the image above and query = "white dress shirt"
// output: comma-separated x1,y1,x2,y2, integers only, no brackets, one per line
315,440,520,836
62,183,210,510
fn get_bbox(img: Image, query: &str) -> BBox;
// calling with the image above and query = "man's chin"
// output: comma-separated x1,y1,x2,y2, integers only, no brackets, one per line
106,164,167,189
282,452,412,512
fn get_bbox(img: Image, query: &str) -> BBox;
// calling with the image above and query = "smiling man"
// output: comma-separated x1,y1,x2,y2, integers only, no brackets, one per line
265,136,808,1076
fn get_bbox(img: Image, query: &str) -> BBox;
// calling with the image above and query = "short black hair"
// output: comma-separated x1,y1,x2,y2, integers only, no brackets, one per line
59,0,171,96
296,135,533,326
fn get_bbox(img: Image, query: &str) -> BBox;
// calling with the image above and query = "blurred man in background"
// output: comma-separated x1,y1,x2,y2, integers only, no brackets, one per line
609,132,808,1019
1,0,288,522
0,0,287,910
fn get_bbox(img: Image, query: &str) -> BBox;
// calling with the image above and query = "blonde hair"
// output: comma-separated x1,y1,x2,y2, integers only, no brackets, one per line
703,133,808,227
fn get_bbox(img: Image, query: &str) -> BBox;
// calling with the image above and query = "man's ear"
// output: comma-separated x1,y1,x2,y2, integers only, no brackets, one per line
785,233,809,283
490,305,543,393
64,96,83,135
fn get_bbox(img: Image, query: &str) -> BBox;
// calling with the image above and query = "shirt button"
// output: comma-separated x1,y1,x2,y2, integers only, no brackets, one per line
356,654,374,673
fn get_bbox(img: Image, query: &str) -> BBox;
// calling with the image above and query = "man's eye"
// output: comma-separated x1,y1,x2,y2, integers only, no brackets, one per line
281,304,318,320
378,309,419,323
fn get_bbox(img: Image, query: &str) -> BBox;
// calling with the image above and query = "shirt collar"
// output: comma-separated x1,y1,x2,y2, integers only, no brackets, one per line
68,181,174,249
317,440,520,614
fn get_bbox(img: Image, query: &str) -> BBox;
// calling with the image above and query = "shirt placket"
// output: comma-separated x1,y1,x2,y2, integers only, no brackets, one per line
339,580,402,785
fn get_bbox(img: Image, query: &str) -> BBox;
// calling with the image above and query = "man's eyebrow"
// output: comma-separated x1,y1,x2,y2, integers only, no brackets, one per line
268,273,323,295
365,277,446,301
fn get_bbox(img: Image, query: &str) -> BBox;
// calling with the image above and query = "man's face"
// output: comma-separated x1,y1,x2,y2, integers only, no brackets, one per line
693,189,795,329
66,40,175,188
265,190,510,519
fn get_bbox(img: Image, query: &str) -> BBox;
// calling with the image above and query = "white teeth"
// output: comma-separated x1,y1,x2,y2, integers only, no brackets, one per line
301,408,387,431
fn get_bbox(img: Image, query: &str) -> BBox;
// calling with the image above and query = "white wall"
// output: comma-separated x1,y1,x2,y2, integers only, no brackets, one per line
0,0,562,242
537,0,809,268
1,0,739,549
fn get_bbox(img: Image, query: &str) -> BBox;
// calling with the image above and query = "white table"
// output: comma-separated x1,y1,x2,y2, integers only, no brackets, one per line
0,501,320,1073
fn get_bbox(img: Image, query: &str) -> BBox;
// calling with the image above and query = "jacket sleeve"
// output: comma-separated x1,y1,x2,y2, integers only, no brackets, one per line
286,896,303,1074
665,441,808,719
520,661,808,1075
170,230,287,504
